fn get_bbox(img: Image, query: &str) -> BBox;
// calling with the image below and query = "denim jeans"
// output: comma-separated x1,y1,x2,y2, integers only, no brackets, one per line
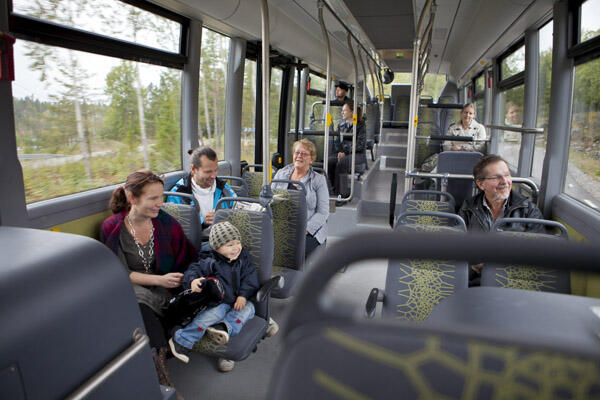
174,302,255,349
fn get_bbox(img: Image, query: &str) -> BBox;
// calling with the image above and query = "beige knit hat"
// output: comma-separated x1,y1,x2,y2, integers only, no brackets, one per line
209,221,241,250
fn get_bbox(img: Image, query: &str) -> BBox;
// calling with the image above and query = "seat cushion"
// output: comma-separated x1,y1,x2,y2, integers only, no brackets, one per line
271,266,302,299
193,315,268,361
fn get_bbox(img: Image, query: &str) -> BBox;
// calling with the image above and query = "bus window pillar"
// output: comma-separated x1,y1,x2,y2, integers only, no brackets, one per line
181,19,202,168
0,0,28,227
225,37,246,177
518,28,539,177
539,0,574,217
490,60,501,155
298,67,308,136
484,68,493,127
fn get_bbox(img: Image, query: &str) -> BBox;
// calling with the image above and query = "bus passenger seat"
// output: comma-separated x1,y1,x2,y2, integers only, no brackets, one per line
437,151,483,212
398,190,456,216
242,165,267,198
192,205,280,361
161,192,203,250
366,224,468,320
271,181,308,298
481,218,571,293
395,211,467,231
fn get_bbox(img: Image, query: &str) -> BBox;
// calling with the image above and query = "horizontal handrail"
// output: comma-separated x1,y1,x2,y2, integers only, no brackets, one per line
66,329,149,400
405,170,539,199
415,135,491,142
422,103,463,109
486,125,544,134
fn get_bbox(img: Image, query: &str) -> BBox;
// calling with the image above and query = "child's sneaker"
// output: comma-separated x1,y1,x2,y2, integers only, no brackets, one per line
168,338,190,364
266,317,279,337
206,326,229,345
217,358,235,372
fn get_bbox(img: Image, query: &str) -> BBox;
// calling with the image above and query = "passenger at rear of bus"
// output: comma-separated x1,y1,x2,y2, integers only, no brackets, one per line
100,170,197,396
169,222,259,373
443,102,486,153
458,155,544,284
327,102,367,197
272,138,329,257
166,147,237,229
335,81,351,103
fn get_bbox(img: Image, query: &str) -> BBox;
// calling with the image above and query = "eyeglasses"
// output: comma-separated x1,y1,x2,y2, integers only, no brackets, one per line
478,173,511,182
294,150,310,158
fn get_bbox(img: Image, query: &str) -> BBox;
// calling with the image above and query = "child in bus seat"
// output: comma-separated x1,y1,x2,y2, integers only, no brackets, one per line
169,221,259,370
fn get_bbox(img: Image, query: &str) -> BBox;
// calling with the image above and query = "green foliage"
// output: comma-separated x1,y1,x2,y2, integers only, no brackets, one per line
103,62,140,145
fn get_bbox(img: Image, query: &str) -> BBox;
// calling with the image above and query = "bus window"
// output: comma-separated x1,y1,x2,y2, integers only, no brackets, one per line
198,29,230,160
498,85,524,168
533,21,553,181
12,0,181,53
241,60,257,163
500,45,525,81
14,42,182,204
565,57,600,211
305,73,327,129
270,68,283,155
580,0,600,43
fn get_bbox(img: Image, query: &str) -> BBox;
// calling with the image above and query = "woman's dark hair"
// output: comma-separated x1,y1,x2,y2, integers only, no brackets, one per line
344,101,363,122
188,147,218,169
109,170,164,214
473,154,508,180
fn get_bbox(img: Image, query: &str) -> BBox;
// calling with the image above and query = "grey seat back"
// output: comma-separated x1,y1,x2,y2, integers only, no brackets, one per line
396,211,467,231
218,175,249,197
0,227,163,399
161,192,202,250
481,219,571,293
399,190,456,215
242,165,265,198
437,151,483,211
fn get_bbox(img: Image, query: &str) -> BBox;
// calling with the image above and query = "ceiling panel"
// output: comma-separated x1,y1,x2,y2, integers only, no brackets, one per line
343,0,413,17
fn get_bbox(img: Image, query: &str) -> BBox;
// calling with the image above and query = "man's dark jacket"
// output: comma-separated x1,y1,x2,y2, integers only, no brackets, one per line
458,190,544,233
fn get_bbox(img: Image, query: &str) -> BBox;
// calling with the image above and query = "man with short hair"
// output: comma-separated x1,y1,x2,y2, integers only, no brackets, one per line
166,147,236,228
335,82,350,103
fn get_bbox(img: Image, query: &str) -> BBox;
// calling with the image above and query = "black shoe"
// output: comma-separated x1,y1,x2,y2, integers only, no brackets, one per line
169,338,190,363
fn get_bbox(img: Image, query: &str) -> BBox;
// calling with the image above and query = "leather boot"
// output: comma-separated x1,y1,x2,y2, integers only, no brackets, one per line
158,347,184,400
151,348,167,386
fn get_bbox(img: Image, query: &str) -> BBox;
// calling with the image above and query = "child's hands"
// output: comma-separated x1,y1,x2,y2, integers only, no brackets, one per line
191,277,205,292
233,296,246,311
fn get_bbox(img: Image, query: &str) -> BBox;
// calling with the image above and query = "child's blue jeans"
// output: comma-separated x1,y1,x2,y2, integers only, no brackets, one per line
174,302,255,349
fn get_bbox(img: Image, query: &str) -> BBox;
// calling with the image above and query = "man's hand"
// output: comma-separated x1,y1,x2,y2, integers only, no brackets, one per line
337,152,345,162
204,210,215,226
233,296,247,311
191,277,205,293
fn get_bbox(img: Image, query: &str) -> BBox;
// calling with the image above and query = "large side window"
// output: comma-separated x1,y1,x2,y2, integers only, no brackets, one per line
198,29,230,160
565,57,600,210
473,73,485,121
241,59,257,163
270,68,283,155
12,1,185,204
533,21,553,181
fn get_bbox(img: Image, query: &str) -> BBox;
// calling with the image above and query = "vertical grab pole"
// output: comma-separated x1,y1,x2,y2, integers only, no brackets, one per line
338,32,359,203
374,61,384,148
358,50,368,106
405,38,421,193
259,0,273,200
318,0,332,176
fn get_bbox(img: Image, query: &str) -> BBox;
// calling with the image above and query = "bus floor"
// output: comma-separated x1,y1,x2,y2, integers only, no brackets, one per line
168,258,388,400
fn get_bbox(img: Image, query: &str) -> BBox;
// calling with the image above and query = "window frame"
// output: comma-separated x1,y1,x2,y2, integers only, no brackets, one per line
568,0,600,65
9,0,189,70
497,38,526,90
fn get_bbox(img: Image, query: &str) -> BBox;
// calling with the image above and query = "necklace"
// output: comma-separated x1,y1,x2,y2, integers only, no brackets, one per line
126,216,155,273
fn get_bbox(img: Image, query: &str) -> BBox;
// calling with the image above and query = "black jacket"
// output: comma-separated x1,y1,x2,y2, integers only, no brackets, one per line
335,119,366,155
458,190,544,233
183,249,259,305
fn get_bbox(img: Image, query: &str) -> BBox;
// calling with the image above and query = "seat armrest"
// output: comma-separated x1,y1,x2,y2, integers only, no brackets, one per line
365,288,385,318
256,275,284,302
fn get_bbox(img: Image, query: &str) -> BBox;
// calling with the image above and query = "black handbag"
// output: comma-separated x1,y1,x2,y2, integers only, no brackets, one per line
166,277,225,327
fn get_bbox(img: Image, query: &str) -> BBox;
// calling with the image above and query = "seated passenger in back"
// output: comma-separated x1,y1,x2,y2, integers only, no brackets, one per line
420,102,486,173
166,147,237,230
169,222,259,372
458,154,544,285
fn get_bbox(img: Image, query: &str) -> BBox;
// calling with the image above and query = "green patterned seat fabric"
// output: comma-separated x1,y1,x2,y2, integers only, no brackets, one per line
271,189,307,298
481,233,570,293
383,258,468,321
400,199,453,214
160,202,202,250
192,208,273,360
242,171,263,198
269,324,600,399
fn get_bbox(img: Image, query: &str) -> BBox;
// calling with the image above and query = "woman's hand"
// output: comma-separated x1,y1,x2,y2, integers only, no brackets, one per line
191,277,205,293
159,272,184,288
337,152,345,162
233,296,247,311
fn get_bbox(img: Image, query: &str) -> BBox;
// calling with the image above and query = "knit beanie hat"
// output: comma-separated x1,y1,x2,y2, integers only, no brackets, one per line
209,221,241,250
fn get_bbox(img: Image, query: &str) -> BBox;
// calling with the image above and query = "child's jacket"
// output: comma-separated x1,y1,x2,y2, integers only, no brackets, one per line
183,249,259,305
